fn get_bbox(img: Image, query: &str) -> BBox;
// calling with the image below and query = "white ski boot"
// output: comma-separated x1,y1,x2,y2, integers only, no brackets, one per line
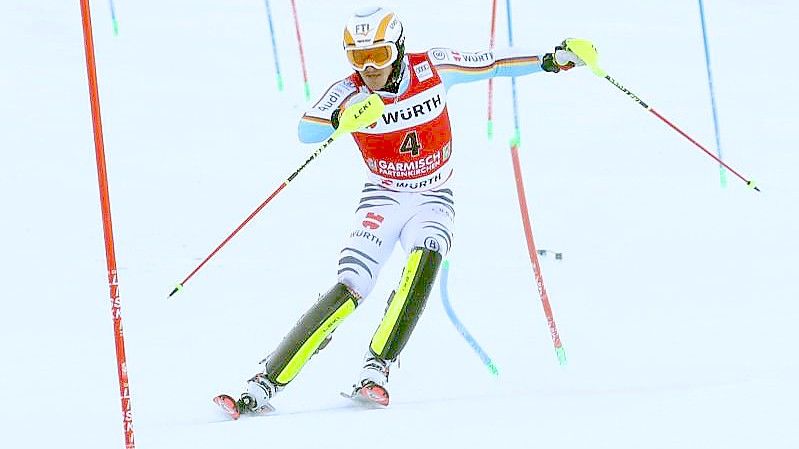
350,354,392,406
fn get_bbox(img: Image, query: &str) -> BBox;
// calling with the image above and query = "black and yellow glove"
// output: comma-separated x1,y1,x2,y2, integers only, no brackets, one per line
542,39,592,73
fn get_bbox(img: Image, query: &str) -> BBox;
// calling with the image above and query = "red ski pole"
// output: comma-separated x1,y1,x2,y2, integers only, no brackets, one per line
565,39,759,191
168,94,385,298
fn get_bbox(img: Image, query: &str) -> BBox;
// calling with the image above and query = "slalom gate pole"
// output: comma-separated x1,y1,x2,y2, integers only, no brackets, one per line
168,94,385,298
440,261,499,375
108,0,119,36
510,143,567,366
289,0,311,100
486,0,499,139
565,39,759,191
697,0,727,187
504,0,521,146
79,0,135,447
504,0,567,366
263,0,284,91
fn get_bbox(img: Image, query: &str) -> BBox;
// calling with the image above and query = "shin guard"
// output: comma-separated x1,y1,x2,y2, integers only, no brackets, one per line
369,247,442,360
264,283,358,386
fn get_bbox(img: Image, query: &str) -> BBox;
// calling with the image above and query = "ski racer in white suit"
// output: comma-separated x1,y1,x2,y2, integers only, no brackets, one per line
226,6,589,415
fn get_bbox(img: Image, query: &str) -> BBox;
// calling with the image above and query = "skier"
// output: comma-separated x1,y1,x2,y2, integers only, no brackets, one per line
216,6,591,418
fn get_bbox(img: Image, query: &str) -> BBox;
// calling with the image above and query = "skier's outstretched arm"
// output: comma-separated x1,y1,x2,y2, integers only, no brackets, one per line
430,40,589,90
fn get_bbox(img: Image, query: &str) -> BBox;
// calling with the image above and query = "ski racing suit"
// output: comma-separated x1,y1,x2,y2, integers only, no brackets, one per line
257,47,549,392
299,47,545,299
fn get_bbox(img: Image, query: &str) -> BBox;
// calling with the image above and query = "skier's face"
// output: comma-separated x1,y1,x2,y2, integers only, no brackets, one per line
359,65,392,91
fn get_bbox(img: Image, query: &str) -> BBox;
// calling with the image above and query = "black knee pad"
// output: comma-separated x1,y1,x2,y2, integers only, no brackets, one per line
369,247,442,361
265,283,358,386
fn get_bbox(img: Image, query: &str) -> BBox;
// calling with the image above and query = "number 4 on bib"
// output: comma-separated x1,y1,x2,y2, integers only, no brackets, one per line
399,131,422,157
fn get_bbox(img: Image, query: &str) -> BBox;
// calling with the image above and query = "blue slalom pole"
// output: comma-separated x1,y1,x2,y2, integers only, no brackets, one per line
440,261,499,376
264,0,284,91
505,0,521,146
698,0,726,187
108,0,119,36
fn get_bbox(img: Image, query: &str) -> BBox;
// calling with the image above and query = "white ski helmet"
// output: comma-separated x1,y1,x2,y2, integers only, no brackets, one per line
343,6,405,75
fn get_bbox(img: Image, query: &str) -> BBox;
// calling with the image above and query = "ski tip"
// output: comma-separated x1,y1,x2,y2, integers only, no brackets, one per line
342,385,389,407
358,384,389,407
213,394,241,420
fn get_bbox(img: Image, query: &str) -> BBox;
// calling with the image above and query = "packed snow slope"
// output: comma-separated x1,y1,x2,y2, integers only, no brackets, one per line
1,0,797,448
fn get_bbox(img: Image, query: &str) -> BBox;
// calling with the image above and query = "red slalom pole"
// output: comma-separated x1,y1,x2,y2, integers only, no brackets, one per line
486,0,498,139
289,0,311,101
79,0,135,447
510,143,567,366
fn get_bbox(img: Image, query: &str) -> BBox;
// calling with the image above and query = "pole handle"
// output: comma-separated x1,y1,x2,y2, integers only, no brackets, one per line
338,93,385,133
564,38,605,77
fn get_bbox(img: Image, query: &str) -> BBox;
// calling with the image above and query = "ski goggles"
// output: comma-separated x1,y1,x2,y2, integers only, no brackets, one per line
345,43,398,71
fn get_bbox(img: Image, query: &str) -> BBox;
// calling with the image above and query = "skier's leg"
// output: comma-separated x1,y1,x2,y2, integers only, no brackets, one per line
237,282,359,412
399,186,455,255
371,185,454,359
262,283,359,386
354,187,454,402
352,247,443,404
336,183,408,298
369,247,443,361
241,184,408,412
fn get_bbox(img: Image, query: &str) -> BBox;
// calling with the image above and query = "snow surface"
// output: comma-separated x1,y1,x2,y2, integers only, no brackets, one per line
2,0,798,448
